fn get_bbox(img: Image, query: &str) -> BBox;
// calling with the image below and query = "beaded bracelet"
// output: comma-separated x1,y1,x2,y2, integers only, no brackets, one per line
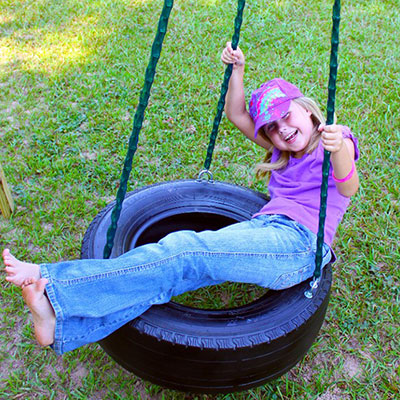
332,161,355,183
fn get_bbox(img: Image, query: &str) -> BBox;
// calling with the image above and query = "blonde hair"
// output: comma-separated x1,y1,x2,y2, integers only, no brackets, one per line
255,97,326,178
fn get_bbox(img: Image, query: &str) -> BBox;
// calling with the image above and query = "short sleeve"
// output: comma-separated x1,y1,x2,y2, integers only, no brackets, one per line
341,125,360,161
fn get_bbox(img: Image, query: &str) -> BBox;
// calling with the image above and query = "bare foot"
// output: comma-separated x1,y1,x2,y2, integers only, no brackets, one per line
3,248,40,287
21,277,55,347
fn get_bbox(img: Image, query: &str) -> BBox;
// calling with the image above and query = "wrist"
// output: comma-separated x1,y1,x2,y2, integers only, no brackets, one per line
332,160,355,183
232,62,245,71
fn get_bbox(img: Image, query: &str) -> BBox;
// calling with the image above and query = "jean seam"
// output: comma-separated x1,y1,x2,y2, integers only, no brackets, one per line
64,304,148,343
270,263,313,288
40,263,65,355
54,249,312,286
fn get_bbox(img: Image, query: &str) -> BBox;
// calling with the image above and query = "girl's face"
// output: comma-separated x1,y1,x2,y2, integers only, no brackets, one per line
262,101,314,157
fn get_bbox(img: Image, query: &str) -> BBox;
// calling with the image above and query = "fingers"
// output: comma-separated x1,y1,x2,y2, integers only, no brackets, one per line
221,42,244,66
221,43,236,64
221,49,235,65
321,124,340,133
318,124,343,152
318,123,340,133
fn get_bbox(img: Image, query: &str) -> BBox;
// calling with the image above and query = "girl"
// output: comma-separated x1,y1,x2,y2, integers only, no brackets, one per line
3,43,359,355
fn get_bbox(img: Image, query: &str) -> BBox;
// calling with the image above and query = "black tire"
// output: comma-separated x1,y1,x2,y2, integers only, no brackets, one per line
81,180,332,394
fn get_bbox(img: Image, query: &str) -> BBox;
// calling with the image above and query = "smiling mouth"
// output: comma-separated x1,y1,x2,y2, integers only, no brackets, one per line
284,130,298,143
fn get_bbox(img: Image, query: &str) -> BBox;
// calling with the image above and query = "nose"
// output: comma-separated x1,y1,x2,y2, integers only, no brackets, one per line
278,122,289,135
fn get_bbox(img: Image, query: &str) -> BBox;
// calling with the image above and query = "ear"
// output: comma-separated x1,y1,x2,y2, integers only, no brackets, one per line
305,109,312,117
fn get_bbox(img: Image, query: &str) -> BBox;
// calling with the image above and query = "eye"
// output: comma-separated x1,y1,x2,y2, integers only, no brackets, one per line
265,122,277,133
282,112,290,120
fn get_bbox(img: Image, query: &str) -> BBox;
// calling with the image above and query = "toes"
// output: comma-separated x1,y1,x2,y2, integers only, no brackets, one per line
5,266,15,274
36,278,49,292
5,276,20,286
21,277,36,288
2,249,11,262
21,277,48,293
3,250,14,266
3,257,11,266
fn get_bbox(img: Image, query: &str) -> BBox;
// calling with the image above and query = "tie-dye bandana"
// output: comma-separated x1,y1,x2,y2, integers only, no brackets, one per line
249,78,303,137
254,87,286,122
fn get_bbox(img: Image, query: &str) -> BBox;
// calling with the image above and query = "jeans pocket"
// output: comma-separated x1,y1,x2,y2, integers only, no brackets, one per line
269,264,314,290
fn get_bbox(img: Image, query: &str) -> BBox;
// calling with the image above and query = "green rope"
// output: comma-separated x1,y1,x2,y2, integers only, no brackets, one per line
103,0,174,259
313,0,341,280
203,0,246,171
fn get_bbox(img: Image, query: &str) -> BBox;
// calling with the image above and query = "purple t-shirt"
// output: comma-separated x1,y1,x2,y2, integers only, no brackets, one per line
253,126,359,245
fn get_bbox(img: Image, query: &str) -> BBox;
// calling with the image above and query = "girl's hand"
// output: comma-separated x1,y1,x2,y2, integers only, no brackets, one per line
319,124,344,153
221,42,245,69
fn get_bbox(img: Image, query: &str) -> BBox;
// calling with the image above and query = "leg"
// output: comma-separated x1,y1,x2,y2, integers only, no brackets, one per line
4,215,331,354
40,214,331,354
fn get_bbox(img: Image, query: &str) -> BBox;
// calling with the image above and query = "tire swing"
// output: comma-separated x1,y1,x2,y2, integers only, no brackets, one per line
81,0,342,394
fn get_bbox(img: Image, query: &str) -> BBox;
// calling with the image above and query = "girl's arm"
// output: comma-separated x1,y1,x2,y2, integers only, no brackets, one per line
221,43,271,150
320,124,359,197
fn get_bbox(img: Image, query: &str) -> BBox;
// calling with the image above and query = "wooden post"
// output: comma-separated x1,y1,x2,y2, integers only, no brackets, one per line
0,164,14,218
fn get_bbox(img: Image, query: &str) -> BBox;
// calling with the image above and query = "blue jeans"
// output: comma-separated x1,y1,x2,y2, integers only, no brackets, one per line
40,214,332,354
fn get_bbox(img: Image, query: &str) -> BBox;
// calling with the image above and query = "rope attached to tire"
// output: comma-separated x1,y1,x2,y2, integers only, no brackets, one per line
306,0,341,298
103,0,174,259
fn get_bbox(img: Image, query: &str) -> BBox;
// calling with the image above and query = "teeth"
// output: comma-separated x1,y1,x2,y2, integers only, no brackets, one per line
285,131,297,141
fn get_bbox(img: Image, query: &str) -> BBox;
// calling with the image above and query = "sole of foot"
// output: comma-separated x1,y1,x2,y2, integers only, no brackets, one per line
21,277,55,347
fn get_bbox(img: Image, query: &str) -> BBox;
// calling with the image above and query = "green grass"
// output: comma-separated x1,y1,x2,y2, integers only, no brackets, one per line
1,0,399,398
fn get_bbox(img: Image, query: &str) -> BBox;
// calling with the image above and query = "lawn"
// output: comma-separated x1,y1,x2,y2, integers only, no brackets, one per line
0,0,399,399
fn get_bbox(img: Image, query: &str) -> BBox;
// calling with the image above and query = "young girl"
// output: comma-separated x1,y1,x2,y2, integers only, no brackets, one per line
3,43,359,355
